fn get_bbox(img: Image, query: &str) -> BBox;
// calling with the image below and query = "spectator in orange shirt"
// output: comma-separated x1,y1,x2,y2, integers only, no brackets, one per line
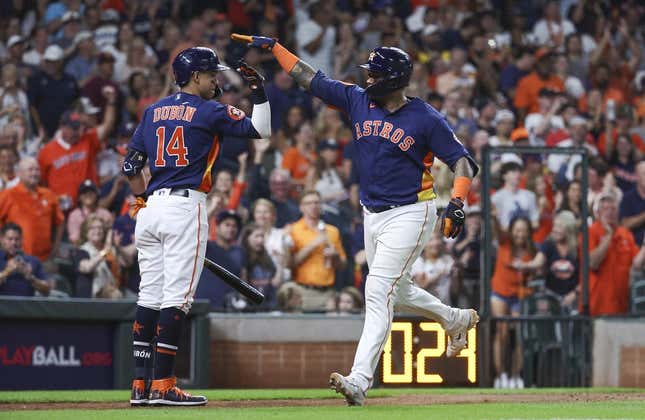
281,122,317,189
585,194,639,316
513,48,565,122
0,157,64,261
38,88,116,209
490,215,536,389
286,190,346,311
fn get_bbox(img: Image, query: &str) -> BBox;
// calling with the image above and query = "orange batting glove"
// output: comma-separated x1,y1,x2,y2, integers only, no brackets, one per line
129,196,147,218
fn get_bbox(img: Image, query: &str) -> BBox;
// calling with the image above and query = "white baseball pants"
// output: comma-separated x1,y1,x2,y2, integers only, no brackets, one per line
349,200,462,391
135,188,208,313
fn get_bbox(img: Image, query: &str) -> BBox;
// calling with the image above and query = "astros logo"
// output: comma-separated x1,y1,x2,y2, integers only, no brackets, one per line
227,105,246,121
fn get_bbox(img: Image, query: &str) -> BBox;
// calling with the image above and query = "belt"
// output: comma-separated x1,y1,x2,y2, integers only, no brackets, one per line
152,188,191,197
169,188,190,197
364,204,402,214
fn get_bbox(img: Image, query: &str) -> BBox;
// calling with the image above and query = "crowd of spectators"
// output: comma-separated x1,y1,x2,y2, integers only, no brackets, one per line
0,2,643,333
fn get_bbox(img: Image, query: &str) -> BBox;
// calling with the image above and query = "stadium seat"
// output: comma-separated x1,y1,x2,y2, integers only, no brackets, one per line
631,279,645,314
520,291,565,387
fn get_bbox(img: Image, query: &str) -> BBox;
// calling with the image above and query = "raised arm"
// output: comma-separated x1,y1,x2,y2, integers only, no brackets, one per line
231,34,317,91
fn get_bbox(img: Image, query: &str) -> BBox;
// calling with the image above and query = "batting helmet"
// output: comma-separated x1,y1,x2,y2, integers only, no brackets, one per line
172,47,229,87
358,47,412,98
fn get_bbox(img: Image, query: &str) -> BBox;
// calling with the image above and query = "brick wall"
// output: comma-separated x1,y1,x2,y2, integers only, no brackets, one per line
210,341,357,388
620,346,645,387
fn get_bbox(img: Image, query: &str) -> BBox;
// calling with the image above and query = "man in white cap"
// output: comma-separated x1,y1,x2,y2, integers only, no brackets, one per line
64,31,96,85
57,11,82,49
547,115,598,182
4,35,32,83
26,44,79,138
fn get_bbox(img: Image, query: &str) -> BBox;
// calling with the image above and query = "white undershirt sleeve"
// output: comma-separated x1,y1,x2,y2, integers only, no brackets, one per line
251,101,271,139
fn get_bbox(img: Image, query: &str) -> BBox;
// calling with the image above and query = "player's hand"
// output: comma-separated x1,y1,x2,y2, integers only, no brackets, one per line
236,60,265,90
5,257,21,274
441,198,465,239
231,33,276,50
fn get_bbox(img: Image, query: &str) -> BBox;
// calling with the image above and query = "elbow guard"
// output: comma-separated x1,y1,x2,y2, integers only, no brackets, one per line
122,148,147,177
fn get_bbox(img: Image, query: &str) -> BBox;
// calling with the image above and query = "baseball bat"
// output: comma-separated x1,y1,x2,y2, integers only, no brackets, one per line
202,256,265,305
231,33,253,43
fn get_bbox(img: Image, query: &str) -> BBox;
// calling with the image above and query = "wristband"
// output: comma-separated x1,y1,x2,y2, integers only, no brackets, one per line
272,43,299,73
451,176,472,200
249,87,268,104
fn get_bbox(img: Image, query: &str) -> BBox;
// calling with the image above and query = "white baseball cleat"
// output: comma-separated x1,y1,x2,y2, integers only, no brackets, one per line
446,308,479,357
329,372,366,406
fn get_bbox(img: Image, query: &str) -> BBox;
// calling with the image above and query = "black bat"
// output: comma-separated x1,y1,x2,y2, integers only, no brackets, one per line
203,256,265,305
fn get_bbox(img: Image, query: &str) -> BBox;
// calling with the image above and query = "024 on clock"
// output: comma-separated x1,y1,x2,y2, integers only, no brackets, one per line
376,317,478,387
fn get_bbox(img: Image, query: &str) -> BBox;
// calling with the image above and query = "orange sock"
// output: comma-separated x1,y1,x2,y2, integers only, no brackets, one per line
451,176,471,201
272,43,299,73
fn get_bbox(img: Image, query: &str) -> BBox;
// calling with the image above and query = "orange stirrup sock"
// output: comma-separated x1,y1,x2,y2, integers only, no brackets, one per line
272,43,299,73
451,176,472,200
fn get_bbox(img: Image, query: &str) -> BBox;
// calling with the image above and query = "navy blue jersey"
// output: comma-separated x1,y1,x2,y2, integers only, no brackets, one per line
128,92,259,194
309,71,471,207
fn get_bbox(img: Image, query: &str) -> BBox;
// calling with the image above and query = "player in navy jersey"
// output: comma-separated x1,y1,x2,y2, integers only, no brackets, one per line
122,47,271,406
233,34,479,405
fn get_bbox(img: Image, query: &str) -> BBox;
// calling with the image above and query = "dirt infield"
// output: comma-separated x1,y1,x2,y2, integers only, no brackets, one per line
3,392,645,411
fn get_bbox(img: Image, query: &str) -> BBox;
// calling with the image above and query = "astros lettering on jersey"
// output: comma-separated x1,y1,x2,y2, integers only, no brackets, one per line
309,71,470,206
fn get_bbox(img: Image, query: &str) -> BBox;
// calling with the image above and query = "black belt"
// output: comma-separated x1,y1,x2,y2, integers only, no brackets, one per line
169,188,190,197
365,204,402,213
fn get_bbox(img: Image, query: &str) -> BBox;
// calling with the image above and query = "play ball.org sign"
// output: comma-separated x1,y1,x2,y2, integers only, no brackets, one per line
0,322,113,389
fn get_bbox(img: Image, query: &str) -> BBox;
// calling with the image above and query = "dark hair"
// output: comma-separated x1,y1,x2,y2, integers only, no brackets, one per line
589,158,609,177
241,223,275,273
500,161,522,178
299,189,321,203
127,71,146,100
610,134,637,166
508,215,536,256
558,180,582,215
1,222,22,236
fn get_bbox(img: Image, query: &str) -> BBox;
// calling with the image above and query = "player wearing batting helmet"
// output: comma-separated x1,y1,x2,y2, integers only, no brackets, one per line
232,34,479,406
122,46,271,407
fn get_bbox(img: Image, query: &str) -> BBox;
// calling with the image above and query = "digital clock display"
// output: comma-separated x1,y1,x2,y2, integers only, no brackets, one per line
377,319,478,386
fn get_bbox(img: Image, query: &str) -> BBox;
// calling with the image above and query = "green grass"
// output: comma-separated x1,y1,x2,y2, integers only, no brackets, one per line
1,388,644,419
0,387,642,403
3,402,645,420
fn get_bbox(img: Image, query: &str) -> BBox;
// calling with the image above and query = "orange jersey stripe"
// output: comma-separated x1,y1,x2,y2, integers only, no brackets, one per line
197,135,220,193
156,348,177,356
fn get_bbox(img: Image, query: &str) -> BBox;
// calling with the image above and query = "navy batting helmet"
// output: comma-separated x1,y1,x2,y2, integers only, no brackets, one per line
172,47,229,87
358,47,412,98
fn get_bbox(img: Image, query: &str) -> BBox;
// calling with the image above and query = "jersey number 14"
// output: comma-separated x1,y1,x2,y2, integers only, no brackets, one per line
155,126,189,167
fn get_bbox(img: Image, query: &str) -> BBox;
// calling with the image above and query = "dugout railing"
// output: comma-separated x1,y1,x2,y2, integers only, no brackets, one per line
478,145,592,387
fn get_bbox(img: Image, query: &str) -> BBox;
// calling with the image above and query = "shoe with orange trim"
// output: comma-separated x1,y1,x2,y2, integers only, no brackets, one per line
130,379,149,406
148,377,207,406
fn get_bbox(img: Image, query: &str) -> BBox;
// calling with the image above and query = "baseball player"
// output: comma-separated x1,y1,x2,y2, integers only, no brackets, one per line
233,35,479,406
123,47,270,406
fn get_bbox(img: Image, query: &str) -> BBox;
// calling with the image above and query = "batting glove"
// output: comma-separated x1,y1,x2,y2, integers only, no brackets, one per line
236,60,267,103
231,33,276,50
441,198,465,239
129,195,147,218
237,60,265,89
